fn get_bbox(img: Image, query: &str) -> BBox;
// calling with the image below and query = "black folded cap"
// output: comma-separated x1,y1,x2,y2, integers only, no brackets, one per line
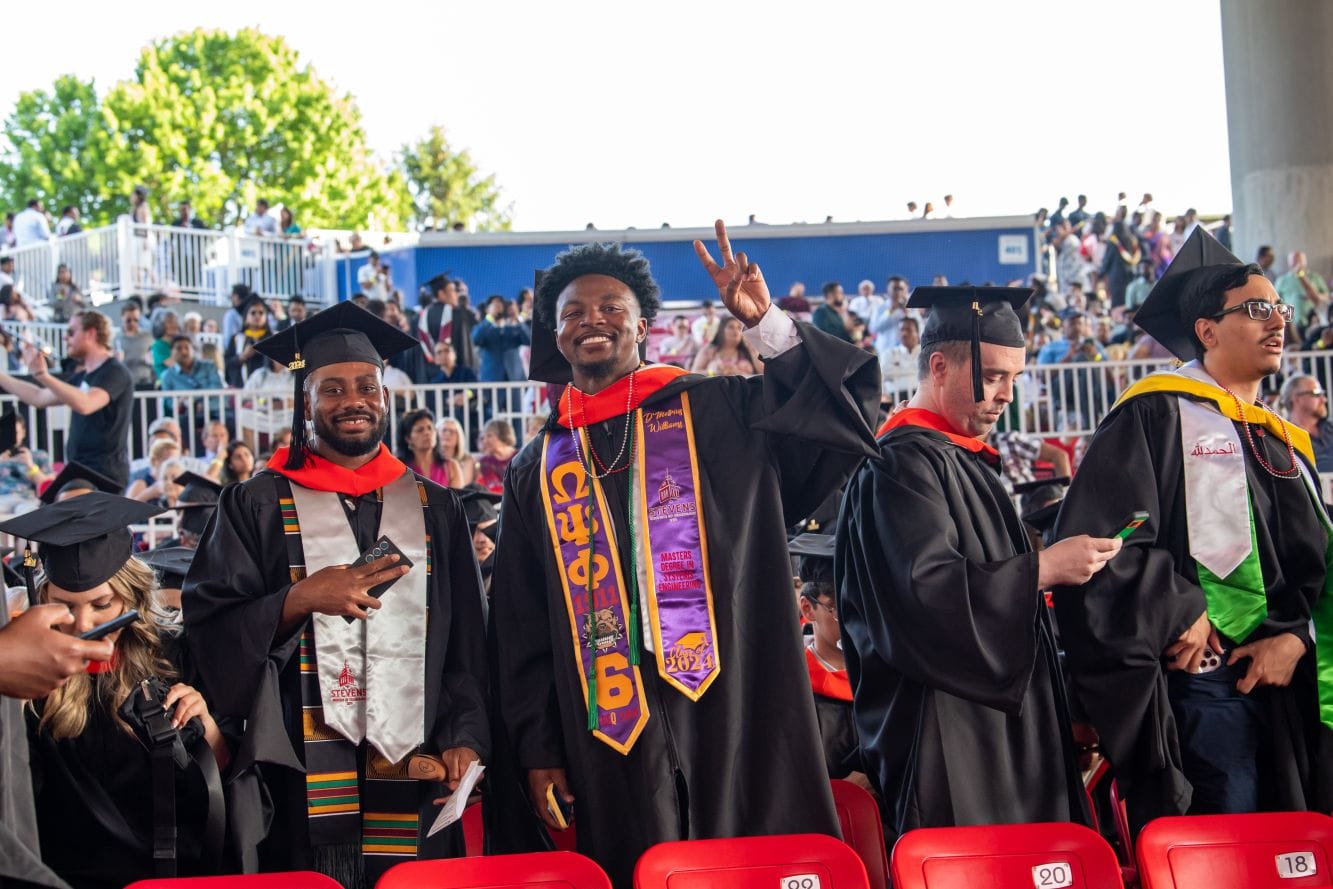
458,486,502,529
139,545,196,587
1021,501,1062,535
40,462,123,505
0,493,166,592
788,532,835,586
1135,227,1245,361
252,300,418,375
171,471,222,536
909,286,1033,401
173,471,222,506
787,533,835,560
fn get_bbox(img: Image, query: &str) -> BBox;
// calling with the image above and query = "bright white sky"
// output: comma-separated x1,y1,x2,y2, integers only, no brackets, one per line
3,0,1231,232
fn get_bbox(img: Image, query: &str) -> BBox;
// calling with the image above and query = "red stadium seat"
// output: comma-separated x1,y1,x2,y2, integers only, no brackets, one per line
1136,812,1333,889
462,800,483,856
634,833,869,889
831,779,889,889
126,874,343,889
891,822,1124,889
374,851,611,889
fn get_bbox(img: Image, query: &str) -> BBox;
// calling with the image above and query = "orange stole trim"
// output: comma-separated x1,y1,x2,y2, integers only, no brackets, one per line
556,364,689,428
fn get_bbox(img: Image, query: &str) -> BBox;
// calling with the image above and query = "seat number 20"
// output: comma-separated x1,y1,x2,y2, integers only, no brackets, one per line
1031,862,1073,889
1276,852,1318,879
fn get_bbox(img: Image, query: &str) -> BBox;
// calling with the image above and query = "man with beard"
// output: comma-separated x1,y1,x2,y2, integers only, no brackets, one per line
1054,228,1333,832
182,303,489,888
490,222,879,887
837,286,1120,845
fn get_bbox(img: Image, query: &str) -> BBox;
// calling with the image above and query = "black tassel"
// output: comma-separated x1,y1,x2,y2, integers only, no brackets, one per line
285,368,308,470
970,300,983,402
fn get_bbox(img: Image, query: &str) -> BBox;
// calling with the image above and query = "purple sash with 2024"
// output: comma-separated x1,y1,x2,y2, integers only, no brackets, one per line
637,392,721,699
541,429,649,755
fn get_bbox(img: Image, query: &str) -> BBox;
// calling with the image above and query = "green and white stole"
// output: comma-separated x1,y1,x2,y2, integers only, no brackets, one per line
275,472,431,876
1123,362,1333,729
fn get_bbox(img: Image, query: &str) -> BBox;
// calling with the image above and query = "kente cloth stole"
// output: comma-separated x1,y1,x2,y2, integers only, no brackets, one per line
275,474,432,874
1118,362,1333,729
539,390,719,755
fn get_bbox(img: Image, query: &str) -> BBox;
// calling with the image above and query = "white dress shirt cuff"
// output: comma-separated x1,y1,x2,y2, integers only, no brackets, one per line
742,304,802,359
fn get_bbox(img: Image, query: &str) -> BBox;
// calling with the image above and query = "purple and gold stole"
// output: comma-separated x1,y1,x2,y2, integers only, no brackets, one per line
540,390,719,754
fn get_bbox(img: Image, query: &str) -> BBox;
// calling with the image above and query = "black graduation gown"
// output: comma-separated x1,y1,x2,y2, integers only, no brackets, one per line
491,325,879,889
1052,392,1331,832
26,641,219,889
836,425,1087,844
181,471,490,870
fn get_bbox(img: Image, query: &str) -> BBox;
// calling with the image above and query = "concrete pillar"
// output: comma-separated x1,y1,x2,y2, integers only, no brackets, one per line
1221,0,1333,275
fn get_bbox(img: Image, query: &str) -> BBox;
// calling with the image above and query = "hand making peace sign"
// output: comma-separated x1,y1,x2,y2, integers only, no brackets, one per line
693,219,772,328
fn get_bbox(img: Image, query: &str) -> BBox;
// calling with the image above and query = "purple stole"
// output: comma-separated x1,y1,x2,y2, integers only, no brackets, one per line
540,391,719,754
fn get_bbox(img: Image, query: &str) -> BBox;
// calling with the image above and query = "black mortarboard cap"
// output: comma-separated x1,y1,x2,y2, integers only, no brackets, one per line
1013,476,1070,516
0,411,17,453
458,486,502,529
40,462,122,505
1021,501,1062,535
909,286,1033,401
253,300,417,375
139,545,196,588
172,471,223,536
173,471,222,506
1135,227,1245,361
788,532,835,586
0,493,166,592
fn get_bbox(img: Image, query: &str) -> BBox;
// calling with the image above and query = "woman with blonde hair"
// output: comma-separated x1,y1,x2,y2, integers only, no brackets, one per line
5,495,231,885
397,408,464,488
436,416,478,487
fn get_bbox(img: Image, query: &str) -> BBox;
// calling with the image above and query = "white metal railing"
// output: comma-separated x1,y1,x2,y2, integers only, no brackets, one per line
1,352,1332,479
3,220,342,310
0,379,549,476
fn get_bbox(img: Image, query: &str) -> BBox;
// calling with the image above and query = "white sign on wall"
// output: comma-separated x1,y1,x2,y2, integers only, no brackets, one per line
999,234,1030,265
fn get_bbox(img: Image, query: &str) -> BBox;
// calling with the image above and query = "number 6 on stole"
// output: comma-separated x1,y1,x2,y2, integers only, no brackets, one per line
595,653,634,710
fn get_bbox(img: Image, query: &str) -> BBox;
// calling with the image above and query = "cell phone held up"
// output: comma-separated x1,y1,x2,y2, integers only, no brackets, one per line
79,609,140,641
1113,510,1150,542
342,535,414,623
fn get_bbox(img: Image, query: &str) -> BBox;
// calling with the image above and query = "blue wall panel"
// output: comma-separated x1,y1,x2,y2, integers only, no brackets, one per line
331,221,1036,308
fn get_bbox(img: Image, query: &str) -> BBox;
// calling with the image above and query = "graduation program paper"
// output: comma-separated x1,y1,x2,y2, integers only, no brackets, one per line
427,760,485,837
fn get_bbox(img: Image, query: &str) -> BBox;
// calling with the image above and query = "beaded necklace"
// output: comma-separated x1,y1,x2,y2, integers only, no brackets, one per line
1218,383,1302,479
570,367,639,478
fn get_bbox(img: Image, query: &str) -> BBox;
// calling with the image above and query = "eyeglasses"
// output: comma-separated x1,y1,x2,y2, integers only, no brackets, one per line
1210,300,1295,323
811,599,838,617
1297,389,1328,399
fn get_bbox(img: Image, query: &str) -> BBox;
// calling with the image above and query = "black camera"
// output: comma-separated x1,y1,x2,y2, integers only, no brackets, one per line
118,676,205,767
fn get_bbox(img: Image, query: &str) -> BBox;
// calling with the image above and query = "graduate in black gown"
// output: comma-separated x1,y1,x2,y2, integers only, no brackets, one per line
837,287,1121,845
790,533,866,788
490,222,879,888
4,494,232,888
182,303,489,888
1053,228,1333,832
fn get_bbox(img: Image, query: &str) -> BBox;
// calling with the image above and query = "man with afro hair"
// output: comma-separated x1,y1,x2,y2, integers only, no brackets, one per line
490,221,880,887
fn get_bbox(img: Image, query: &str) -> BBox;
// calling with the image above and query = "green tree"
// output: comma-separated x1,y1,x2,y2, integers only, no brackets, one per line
0,75,120,224
399,126,512,232
102,28,411,230
0,29,415,231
